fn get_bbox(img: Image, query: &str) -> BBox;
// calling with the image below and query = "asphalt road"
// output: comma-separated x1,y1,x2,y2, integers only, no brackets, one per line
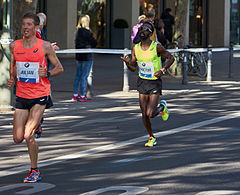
0,79,240,195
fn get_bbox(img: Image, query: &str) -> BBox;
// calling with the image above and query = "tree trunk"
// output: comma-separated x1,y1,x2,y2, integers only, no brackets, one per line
13,0,38,40
174,0,189,47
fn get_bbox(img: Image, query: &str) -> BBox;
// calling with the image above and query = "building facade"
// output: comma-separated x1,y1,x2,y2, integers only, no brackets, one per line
0,0,240,109
34,0,240,49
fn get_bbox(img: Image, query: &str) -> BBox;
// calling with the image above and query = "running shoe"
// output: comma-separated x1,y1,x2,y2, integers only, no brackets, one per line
72,95,80,101
78,96,92,102
145,136,157,147
24,169,42,183
160,100,169,121
34,118,44,139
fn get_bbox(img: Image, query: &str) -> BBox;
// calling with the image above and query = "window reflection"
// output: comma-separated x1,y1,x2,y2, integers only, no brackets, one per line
189,0,203,47
77,0,106,48
230,0,240,45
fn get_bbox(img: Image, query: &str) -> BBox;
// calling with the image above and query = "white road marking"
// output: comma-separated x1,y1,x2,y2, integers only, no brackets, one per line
0,111,240,178
195,190,240,195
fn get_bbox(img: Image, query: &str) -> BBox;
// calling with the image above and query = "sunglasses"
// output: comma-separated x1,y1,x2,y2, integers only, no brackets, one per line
138,26,153,33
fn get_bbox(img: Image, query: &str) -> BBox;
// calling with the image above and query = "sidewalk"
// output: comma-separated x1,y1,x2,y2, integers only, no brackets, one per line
52,51,240,101
0,52,239,116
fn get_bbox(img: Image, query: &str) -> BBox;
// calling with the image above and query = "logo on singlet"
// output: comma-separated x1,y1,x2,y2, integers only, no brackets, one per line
24,63,30,68
142,63,146,67
33,48,39,53
16,52,25,55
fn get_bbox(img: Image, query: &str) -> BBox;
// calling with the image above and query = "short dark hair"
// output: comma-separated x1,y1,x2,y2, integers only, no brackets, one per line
23,12,40,26
165,8,172,13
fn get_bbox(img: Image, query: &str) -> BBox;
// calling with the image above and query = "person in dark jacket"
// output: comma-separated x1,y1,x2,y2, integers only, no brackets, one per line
161,8,175,43
73,15,97,102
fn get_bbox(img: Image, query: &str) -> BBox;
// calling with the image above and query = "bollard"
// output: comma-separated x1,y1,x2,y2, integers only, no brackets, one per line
206,46,212,82
122,48,130,92
87,65,93,98
182,50,188,85
228,44,233,78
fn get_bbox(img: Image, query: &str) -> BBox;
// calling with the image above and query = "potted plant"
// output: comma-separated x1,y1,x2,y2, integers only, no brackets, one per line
111,18,130,49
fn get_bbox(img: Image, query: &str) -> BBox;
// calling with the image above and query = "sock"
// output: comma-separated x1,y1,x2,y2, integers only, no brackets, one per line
73,94,78,97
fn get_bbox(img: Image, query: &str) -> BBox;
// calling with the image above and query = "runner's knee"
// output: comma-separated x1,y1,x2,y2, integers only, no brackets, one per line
13,136,24,144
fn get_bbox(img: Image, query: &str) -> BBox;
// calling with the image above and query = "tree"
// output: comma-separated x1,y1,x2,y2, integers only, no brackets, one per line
174,0,189,47
13,0,38,39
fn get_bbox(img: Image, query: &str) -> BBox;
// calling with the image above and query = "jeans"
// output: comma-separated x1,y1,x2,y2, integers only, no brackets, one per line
73,60,93,96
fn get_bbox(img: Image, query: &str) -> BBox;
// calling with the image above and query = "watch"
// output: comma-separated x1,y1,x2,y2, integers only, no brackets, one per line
47,71,51,78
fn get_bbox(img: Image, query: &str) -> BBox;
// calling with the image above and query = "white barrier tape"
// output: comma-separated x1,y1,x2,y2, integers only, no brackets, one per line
168,49,183,53
55,47,231,55
0,39,13,44
233,47,240,51
211,48,229,52
56,48,131,55
184,48,208,53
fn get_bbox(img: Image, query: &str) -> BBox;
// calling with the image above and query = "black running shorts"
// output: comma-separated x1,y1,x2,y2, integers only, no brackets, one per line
137,77,162,95
15,96,53,110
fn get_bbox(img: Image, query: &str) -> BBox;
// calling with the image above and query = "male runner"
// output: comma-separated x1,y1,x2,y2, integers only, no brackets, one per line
7,13,64,182
121,21,174,147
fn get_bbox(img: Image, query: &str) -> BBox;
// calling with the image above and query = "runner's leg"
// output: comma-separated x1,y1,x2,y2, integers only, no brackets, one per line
24,104,46,168
146,94,160,118
139,94,154,137
13,109,29,143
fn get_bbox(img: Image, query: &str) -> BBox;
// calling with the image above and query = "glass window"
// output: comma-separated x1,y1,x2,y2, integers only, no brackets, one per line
77,0,106,48
139,0,160,18
189,0,203,47
230,0,240,45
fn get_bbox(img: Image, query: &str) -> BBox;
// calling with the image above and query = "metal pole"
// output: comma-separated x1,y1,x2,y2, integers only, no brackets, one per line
182,50,188,85
122,48,129,92
206,46,212,82
228,44,233,78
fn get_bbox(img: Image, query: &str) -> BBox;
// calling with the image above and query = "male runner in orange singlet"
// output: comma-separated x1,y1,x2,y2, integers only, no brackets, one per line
7,13,64,183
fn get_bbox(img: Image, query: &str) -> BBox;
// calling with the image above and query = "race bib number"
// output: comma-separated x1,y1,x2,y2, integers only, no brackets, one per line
16,61,40,83
137,61,154,78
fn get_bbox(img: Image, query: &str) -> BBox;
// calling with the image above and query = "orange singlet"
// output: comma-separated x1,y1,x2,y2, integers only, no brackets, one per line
14,38,51,99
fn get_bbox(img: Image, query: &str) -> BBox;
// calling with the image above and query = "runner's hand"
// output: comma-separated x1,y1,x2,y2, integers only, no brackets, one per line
38,67,48,77
154,67,166,78
121,56,130,65
51,42,60,50
7,77,15,89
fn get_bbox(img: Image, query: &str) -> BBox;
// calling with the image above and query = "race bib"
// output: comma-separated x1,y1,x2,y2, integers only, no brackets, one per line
137,61,154,78
16,61,40,83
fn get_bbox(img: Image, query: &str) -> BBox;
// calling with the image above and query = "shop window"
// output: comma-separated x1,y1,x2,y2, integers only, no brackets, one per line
77,0,106,48
139,0,160,18
230,0,240,45
189,0,204,47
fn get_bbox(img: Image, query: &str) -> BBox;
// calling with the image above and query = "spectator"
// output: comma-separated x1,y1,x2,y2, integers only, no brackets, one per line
72,15,97,102
144,8,157,42
154,18,167,47
131,15,146,44
161,8,175,43
37,12,59,50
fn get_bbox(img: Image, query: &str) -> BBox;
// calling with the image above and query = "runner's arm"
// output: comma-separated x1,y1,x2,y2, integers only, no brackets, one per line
154,44,175,78
40,41,64,78
7,41,16,89
121,46,137,72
